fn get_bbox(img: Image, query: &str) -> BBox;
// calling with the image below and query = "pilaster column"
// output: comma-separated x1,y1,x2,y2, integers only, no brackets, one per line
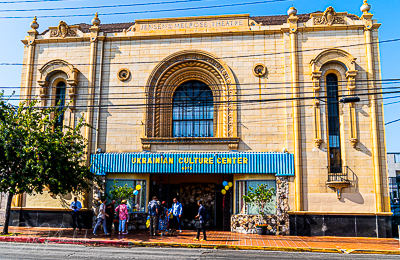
346,70,358,148
85,14,100,162
311,71,322,148
362,8,383,212
25,17,39,101
287,7,303,212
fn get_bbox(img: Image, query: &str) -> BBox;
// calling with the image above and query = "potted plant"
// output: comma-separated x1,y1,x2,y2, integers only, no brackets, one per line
242,184,275,235
255,223,269,235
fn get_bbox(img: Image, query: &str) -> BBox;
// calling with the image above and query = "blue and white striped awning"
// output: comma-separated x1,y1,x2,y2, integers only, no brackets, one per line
90,152,294,176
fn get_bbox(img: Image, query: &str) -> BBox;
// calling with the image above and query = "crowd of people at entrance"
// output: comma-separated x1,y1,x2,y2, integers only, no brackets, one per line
71,196,207,241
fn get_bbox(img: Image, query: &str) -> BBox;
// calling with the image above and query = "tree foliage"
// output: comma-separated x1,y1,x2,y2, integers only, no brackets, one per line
242,184,275,217
108,180,135,205
0,94,96,234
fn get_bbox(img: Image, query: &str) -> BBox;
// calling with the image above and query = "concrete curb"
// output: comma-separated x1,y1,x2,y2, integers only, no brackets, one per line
0,236,399,255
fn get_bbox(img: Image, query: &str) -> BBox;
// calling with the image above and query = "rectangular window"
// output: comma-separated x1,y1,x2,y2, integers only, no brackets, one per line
394,154,400,163
106,179,146,213
236,180,276,215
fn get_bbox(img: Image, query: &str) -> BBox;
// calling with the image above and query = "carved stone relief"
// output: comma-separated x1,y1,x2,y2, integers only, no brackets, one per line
314,7,347,26
50,21,78,38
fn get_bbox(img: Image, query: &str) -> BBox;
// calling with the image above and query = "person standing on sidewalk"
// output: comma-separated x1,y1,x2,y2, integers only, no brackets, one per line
171,198,182,234
158,201,169,236
115,199,129,235
93,198,110,236
148,196,159,236
105,200,116,233
193,200,206,241
70,197,82,231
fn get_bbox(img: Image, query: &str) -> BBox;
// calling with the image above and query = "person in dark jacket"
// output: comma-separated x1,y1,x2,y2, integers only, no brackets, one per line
148,196,159,236
105,200,116,232
193,200,207,241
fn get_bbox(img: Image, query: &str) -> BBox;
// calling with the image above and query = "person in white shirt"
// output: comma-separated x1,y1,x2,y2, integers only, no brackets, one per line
70,197,82,231
93,198,110,236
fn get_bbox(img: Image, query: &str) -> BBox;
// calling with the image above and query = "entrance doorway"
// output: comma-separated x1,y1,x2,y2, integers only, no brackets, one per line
150,174,232,230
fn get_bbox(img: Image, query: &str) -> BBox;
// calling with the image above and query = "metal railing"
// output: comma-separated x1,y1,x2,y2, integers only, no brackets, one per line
327,166,349,182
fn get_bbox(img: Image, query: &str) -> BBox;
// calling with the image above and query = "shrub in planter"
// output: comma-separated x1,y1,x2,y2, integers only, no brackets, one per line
242,184,275,235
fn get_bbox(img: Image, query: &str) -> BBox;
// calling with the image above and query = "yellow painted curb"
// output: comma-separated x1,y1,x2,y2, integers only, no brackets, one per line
347,249,400,255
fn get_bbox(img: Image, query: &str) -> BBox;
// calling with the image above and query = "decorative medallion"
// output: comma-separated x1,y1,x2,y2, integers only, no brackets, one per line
252,63,267,77
314,7,347,26
50,21,77,38
117,68,131,82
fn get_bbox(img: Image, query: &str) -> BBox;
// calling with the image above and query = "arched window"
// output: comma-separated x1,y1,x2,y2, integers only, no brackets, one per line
172,80,213,137
54,81,66,128
326,73,342,172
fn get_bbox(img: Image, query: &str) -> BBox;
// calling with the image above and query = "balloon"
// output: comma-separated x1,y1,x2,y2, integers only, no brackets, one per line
133,190,139,195
222,181,228,187
228,182,233,187
225,186,229,190
136,185,142,190
221,189,226,195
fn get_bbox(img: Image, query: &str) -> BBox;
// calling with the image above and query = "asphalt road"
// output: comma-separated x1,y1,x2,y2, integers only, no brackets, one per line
0,243,398,260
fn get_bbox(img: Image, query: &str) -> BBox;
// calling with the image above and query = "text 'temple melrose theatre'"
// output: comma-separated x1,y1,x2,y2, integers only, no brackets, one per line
11,1,392,237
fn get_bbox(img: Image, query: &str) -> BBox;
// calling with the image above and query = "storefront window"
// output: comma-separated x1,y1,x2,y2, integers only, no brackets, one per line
106,179,146,213
236,180,276,215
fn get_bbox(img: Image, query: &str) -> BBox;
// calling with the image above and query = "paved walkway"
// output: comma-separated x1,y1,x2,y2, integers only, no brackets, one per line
1,227,399,254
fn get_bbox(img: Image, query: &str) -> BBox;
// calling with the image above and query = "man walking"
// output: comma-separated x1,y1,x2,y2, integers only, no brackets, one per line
105,200,116,233
148,196,159,236
194,200,207,241
70,197,82,231
171,198,182,233
93,198,110,236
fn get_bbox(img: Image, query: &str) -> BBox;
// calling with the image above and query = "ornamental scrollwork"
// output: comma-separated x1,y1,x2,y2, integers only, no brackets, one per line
50,21,78,38
314,7,347,26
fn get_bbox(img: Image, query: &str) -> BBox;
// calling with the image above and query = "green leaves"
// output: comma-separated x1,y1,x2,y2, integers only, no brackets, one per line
0,92,95,198
242,184,275,217
108,180,135,204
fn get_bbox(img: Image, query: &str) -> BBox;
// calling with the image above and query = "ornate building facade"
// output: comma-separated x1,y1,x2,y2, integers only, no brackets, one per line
11,1,392,237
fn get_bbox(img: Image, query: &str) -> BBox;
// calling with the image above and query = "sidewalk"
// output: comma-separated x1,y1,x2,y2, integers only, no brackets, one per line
0,226,399,255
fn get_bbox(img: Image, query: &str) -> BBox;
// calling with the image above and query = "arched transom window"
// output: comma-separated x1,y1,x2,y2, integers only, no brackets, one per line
172,80,213,137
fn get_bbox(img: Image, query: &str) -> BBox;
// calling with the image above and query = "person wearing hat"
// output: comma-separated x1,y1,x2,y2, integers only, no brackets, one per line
115,199,129,235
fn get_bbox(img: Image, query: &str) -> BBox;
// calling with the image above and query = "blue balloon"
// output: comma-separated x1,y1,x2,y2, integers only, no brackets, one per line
222,181,228,187
133,190,139,196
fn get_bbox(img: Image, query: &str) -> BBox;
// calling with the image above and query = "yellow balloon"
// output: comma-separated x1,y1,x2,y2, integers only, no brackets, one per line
136,185,142,190
228,182,233,187
221,189,226,195
225,185,229,190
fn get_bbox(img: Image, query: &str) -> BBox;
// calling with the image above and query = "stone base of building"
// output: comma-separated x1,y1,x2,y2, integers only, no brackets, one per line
230,215,290,235
289,214,392,238
8,209,93,229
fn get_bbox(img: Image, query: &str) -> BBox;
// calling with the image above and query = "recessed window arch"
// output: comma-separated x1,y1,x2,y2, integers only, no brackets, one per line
326,73,342,172
54,80,66,128
172,80,213,137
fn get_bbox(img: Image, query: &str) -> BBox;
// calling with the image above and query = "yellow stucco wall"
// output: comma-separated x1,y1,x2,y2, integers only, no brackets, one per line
18,10,389,215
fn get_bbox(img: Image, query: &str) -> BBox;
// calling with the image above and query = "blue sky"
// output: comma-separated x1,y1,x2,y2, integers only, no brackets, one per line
0,0,399,151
